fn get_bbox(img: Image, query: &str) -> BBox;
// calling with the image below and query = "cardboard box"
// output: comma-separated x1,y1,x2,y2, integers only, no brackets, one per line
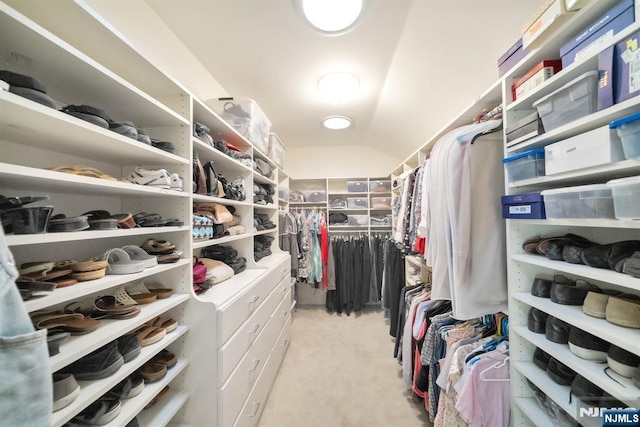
523,0,576,49
560,0,634,68
498,38,527,77
511,60,562,101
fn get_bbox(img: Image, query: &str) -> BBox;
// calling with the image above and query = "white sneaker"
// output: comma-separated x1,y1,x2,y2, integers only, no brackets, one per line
170,173,183,191
122,167,171,189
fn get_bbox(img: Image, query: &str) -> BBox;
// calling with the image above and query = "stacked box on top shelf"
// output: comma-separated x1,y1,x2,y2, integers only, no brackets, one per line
267,133,285,169
208,97,271,154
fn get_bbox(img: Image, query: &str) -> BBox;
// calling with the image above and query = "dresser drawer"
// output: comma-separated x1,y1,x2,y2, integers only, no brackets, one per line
218,283,283,386
219,310,286,426
218,264,283,345
272,289,292,330
234,315,292,427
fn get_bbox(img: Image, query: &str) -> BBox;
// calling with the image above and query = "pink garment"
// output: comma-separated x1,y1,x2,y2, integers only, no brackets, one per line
455,351,510,427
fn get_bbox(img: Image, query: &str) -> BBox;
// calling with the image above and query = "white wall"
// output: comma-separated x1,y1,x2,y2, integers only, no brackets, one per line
285,145,401,179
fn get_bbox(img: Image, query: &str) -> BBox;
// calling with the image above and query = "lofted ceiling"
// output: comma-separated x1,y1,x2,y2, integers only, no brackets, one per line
145,0,545,162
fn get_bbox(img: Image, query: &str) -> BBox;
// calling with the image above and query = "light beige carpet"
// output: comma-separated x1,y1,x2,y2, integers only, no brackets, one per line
259,306,433,427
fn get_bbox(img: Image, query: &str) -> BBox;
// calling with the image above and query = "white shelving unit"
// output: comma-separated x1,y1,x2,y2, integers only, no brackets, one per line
1,2,292,426
502,1,640,425
288,177,393,233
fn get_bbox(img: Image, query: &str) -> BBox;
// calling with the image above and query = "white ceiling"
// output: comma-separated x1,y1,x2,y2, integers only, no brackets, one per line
144,0,546,161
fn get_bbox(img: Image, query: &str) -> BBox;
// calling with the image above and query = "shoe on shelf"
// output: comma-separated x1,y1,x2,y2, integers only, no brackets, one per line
533,347,551,371
52,373,81,412
527,307,548,334
121,167,172,189
605,294,640,328
583,289,623,319
550,279,600,306
607,345,640,378
60,340,124,381
546,357,577,385
568,326,610,361
545,315,571,344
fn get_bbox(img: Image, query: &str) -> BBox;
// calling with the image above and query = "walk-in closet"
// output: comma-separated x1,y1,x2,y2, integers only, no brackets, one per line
3,1,640,426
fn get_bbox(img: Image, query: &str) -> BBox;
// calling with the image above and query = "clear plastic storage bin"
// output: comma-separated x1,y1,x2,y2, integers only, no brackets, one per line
541,184,615,218
502,148,545,183
347,198,368,209
278,188,289,201
371,197,391,209
304,191,326,203
532,70,599,131
369,180,391,193
607,176,640,219
610,111,640,159
347,214,369,226
209,97,271,153
268,133,285,168
347,181,368,192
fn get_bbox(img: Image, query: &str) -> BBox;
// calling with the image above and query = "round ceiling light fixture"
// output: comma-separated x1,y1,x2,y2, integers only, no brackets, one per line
322,115,353,130
301,0,364,34
317,72,360,104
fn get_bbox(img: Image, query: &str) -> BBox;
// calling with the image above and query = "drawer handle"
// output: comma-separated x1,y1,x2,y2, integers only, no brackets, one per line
248,359,260,371
282,338,289,346
248,402,261,417
281,286,288,293
248,295,260,305
281,310,288,317
248,324,260,334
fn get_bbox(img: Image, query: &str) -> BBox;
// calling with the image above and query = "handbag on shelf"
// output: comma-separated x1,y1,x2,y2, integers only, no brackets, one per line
193,153,207,195
202,161,227,198
193,121,213,145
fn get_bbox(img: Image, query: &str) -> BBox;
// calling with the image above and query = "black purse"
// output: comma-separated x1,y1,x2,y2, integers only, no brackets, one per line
202,161,226,197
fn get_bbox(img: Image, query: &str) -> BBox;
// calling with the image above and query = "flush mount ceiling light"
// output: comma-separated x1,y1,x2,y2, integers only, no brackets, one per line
317,72,360,104
301,0,364,34
322,115,353,130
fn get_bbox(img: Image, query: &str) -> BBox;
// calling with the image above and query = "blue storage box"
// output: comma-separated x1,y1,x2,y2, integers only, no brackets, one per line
598,45,615,110
498,38,527,77
560,0,634,68
614,30,640,104
502,148,545,183
501,192,546,219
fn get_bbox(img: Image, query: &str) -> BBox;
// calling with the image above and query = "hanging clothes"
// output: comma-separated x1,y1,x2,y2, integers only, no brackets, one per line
422,120,508,320
279,210,300,276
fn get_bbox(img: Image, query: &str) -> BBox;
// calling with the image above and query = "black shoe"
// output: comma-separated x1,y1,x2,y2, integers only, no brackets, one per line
61,340,124,380
607,345,640,378
531,277,553,298
528,307,548,333
533,347,551,370
568,326,610,361
550,280,600,306
571,375,603,405
545,315,571,344
547,357,577,385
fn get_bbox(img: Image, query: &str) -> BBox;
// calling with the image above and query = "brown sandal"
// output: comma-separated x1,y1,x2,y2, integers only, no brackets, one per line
151,349,177,368
138,362,167,383
144,385,170,409
135,326,166,346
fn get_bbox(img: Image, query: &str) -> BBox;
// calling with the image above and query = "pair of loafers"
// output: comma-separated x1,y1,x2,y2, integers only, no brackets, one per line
524,234,640,272
531,275,600,305
527,308,573,345
583,290,640,329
